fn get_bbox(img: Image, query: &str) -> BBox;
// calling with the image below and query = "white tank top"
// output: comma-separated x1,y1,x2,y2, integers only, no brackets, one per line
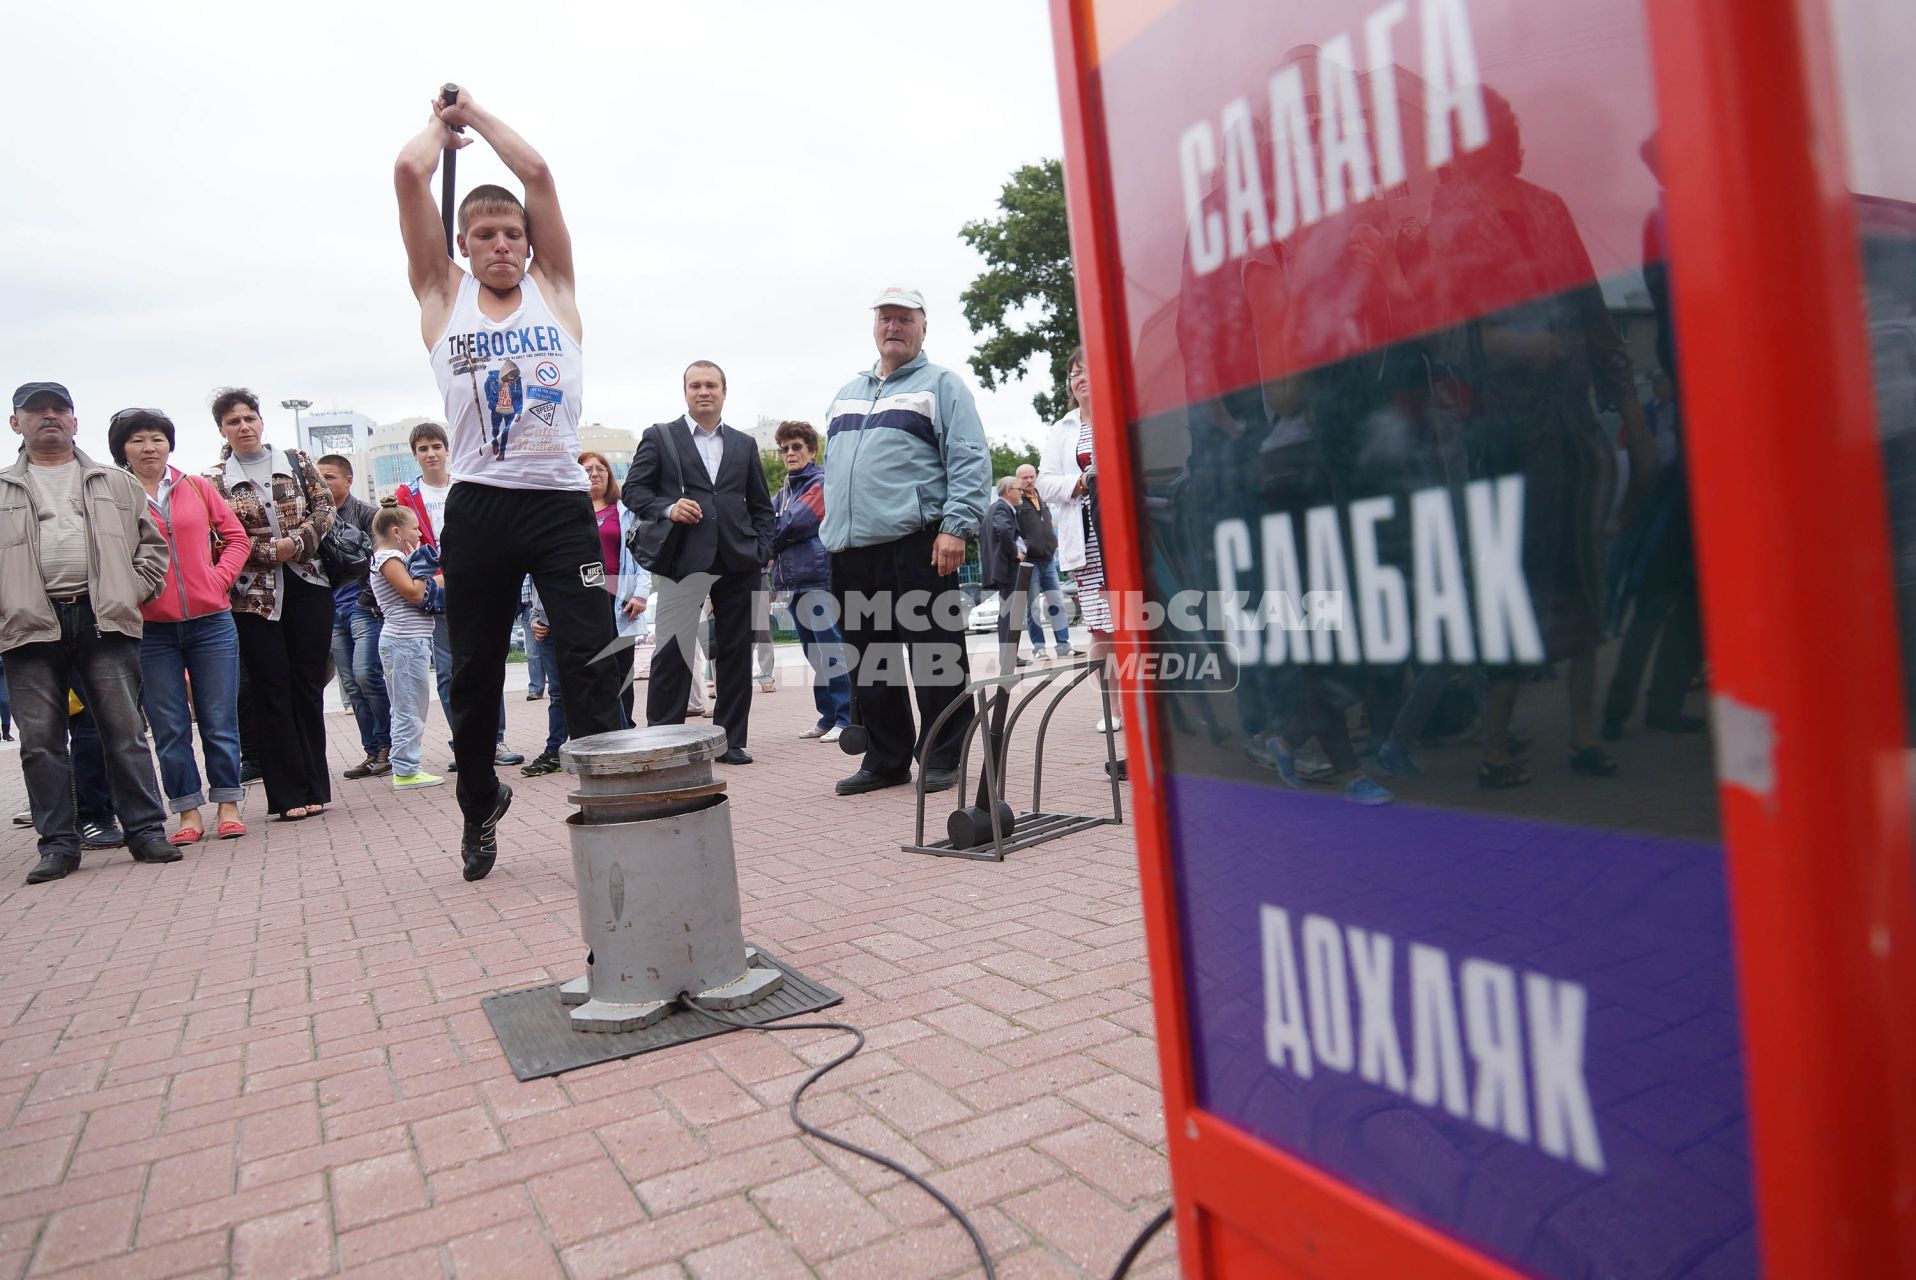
431,271,588,491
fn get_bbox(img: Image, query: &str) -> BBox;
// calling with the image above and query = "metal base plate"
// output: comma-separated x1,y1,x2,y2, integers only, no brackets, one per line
903,811,1115,861
569,997,673,1033
481,946,842,1081
689,963,786,1011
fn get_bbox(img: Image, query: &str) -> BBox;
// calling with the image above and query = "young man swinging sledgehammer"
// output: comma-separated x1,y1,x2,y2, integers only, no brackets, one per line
395,86,625,881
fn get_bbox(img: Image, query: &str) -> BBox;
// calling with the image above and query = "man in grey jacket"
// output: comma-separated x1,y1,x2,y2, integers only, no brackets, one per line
822,288,991,795
2,382,176,883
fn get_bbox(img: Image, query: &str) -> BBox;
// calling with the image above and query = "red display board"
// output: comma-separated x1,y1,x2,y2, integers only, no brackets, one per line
1050,0,1916,1274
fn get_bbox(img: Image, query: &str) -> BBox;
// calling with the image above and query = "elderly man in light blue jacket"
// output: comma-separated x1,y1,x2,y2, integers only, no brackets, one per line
821,287,992,796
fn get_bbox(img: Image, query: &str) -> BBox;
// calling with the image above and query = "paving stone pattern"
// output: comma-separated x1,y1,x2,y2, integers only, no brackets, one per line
0,666,1176,1278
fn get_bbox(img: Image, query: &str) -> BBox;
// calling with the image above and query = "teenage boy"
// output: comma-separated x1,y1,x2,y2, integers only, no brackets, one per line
317,455,390,778
396,88,621,880
392,421,525,777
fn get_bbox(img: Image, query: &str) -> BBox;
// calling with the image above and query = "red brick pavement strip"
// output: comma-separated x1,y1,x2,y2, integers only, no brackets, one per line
0,665,1177,1276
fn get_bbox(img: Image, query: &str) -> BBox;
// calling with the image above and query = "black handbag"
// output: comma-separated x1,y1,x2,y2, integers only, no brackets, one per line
284,448,369,585
319,517,372,585
625,427,686,572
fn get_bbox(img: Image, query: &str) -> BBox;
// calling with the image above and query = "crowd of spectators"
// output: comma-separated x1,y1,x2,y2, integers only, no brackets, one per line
3,299,1112,884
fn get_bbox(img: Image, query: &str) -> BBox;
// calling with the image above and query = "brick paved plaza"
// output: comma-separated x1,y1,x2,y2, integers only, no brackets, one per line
0,649,1176,1278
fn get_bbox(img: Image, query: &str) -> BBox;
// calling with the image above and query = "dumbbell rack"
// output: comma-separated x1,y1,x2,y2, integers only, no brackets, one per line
902,657,1125,862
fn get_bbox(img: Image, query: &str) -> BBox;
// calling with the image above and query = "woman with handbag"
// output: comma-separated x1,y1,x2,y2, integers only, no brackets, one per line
583,451,649,727
204,388,337,821
1061,350,1121,767
110,408,252,843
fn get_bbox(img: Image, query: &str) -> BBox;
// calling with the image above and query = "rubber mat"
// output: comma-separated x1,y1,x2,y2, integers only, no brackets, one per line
481,947,843,1081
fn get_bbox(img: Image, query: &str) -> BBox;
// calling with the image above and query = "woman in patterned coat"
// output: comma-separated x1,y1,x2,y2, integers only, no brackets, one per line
204,388,337,820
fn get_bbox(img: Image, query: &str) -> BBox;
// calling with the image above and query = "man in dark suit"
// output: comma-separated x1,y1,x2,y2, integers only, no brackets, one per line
622,360,775,763
979,477,1029,665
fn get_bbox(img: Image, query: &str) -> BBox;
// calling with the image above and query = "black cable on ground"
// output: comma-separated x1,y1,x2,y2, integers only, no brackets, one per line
680,1005,998,1279
1107,1204,1173,1280
682,1002,1174,1280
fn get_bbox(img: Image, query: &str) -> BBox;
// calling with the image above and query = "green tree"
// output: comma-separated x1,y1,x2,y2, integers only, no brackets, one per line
760,449,785,496
960,159,1078,424
990,441,1040,483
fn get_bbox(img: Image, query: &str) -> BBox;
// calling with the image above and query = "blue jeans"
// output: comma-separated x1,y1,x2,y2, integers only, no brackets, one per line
380,631,435,777
432,613,506,748
520,602,548,695
139,612,245,812
791,588,852,730
1024,556,1071,649
533,628,567,755
332,608,391,755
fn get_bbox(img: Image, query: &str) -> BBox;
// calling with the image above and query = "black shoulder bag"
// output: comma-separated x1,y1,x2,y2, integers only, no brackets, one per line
625,428,686,572
303,451,370,585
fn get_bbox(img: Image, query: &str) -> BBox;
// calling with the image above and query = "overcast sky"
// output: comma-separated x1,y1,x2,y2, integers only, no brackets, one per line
1,2,1066,472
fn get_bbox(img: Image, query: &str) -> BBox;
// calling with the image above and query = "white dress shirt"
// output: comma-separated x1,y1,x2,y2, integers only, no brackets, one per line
682,415,725,485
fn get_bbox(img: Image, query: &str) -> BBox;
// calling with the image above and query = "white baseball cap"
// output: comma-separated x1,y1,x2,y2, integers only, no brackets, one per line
870,286,926,312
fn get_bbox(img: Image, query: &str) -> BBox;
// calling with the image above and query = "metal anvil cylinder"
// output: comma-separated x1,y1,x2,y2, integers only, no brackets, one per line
557,724,782,1033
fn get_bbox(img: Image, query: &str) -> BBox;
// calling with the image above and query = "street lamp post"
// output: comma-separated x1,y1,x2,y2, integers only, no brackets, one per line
280,398,312,455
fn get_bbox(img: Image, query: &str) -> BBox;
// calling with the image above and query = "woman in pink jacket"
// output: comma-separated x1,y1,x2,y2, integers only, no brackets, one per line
109,409,252,844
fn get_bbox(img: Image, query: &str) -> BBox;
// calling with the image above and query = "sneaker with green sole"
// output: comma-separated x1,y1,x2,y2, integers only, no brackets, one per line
520,753,562,777
393,771,444,790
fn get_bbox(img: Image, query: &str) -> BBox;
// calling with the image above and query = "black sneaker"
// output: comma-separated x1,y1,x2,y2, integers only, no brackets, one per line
461,783,512,882
921,768,959,794
520,752,562,777
78,818,124,849
240,761,264,785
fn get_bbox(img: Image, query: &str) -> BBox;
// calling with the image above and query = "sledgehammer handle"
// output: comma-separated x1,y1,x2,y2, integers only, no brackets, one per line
438,82,462,258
